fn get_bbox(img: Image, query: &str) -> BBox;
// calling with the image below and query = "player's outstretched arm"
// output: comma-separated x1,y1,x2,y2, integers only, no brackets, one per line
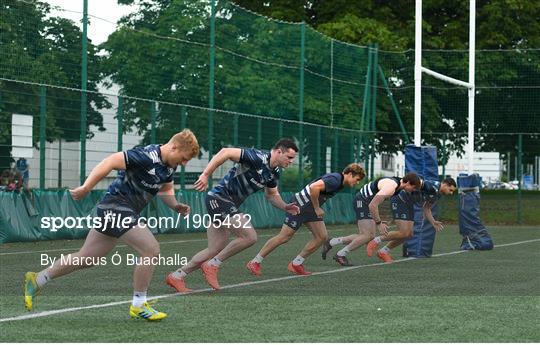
423,202,443,231
158,182,190,214
70,152,126,200
194,148,242,191
308,180,325,218
369,181,397,235
264,186,299,215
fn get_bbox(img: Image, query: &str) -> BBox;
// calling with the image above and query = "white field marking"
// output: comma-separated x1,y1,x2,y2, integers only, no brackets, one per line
1,237,539,323
0,227,353,256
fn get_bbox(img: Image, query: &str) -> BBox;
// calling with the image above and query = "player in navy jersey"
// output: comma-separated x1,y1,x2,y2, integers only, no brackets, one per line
246,164,365,276
23,130,199,321
367,177,457,262
166,138,300,291
322,173,421,266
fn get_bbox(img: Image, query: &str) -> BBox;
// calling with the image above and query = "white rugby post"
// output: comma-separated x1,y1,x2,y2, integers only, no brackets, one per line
414,0,476,174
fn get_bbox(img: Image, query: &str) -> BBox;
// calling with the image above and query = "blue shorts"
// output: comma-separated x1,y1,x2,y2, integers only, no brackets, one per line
283,199,322,231
205,194,242,222
391,191,415,221
95,206,139,238
353,195,372,220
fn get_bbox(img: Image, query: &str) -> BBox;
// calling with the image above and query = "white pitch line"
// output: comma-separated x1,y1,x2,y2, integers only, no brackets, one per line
0,227,353,256
1,237,539,323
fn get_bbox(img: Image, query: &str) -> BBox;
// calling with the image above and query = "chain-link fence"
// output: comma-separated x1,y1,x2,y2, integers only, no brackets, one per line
1,0,539,225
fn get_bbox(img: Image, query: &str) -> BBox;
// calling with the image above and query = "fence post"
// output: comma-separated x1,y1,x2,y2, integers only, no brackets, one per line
117,96,123,152
361,45,372,178
233,114,239,146
316,126,321,176
298,22,306,189
440,133,447,178
79,0,88,186
517,134,523,224
180,106,187,189
257,118,262,148
208,0,216,188
39,85,46,190
370,43,378,180
333,129,339,171
150,101,157,143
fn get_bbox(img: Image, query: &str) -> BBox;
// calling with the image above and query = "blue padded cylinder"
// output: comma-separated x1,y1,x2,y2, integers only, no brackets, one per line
458,174,493,250
404,145,439,258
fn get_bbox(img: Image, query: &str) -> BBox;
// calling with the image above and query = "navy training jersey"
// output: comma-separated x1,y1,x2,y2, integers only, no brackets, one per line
294,173,344,208
412,179,440,205
357,176,401,202
99,144,176,213
208,148,280,206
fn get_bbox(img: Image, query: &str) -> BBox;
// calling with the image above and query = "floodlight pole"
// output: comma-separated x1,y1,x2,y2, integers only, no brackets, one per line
414,0,422,146
467,0,476,174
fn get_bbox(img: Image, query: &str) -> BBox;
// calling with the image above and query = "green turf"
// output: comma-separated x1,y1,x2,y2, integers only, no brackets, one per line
1,225,539,342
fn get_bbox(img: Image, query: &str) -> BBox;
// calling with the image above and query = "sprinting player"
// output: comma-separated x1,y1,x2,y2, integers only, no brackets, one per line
24,129,199,321
322,173,421,266
246,164,365,276
367,177,457,262
166,138,300,291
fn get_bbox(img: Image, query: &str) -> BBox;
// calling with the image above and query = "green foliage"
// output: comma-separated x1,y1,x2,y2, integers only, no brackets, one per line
0,0,109,169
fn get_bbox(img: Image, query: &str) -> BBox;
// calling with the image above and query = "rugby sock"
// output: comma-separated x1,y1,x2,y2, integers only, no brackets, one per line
132,291,147,308
207,257,222,267
373,236,383,244
252,254,264,264
329,237,343,246
292,255,305,266
36,269,51,288
379,246,391,254
337,246,350,257
171,269,187,279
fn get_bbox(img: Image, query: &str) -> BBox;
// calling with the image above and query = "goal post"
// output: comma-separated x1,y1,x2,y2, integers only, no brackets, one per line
415,0,476,174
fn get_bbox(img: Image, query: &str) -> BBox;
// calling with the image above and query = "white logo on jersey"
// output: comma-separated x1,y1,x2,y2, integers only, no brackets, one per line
257,169,263,175
148,168,156,175
256,153,268,165
148,151,160,164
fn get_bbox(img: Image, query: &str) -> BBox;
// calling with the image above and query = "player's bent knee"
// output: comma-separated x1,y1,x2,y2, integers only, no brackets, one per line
245,233,258,246
143,242,160,258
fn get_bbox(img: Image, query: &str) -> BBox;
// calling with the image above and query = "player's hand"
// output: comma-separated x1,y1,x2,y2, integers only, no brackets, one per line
378,221,389,236
69,185,89,201
432,221,444,232
285,203,300,215
194,174,208,191
174,203,190,215
315,207,325,218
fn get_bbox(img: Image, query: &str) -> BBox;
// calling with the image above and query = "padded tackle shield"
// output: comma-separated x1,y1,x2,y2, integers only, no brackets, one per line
403,145,439,257
458,174,494,250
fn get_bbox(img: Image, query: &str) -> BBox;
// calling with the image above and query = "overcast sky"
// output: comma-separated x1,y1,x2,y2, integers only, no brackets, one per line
44,0,136,44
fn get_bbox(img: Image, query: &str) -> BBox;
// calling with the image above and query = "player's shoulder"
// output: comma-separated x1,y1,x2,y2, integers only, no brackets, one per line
241,147,270,165
423,179,440,192
321,172,342,183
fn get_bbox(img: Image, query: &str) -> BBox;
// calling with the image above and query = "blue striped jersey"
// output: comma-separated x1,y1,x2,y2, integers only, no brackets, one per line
208,148,280,207
99,144,176,213
293,172,344,208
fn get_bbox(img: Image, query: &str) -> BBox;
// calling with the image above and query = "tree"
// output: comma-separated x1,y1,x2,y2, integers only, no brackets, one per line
103,0,540,169
0,0,109,170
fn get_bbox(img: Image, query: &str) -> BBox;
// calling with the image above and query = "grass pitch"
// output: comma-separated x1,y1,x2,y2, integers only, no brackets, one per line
1,225,539,342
